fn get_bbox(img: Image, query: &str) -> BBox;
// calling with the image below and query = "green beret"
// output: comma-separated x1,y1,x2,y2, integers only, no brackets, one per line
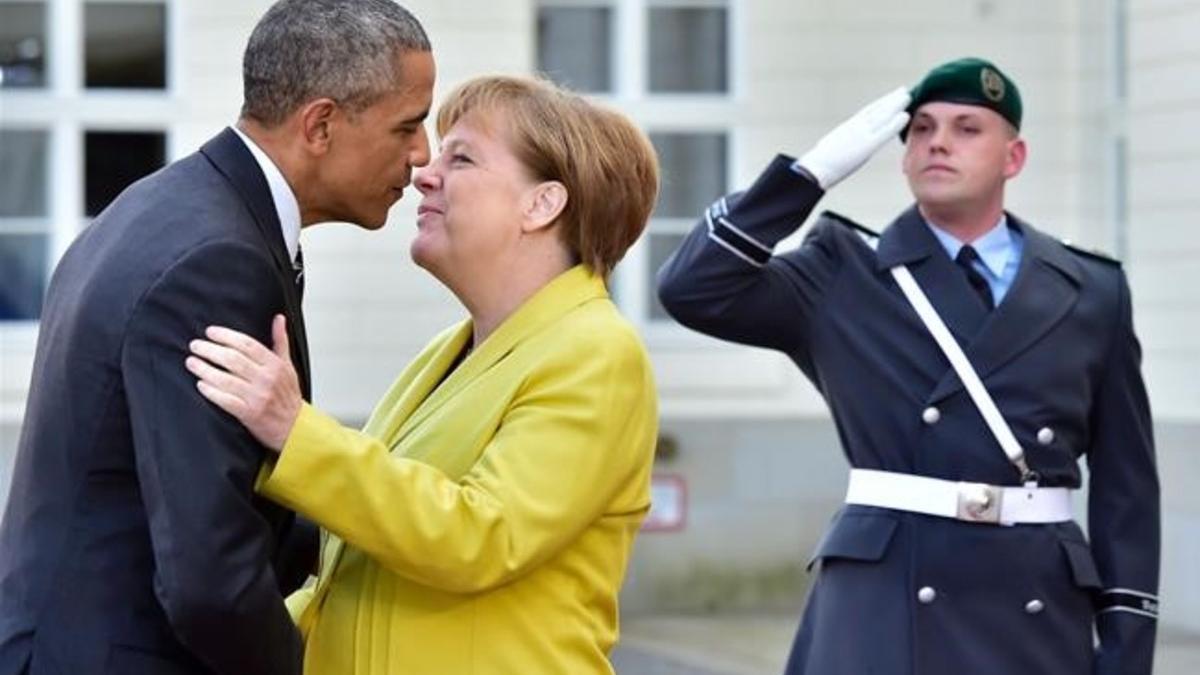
901,57,1022,140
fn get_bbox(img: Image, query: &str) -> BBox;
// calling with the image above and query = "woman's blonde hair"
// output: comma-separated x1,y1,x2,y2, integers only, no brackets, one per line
436,76,660,278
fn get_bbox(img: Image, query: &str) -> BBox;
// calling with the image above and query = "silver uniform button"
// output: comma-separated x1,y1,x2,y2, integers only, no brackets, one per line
1037,427,1055,445
918,587,937,604
922,407,941,425
1025,599,1045,614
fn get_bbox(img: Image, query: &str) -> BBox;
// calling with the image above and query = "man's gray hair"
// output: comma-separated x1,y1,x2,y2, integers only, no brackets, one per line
241,0,431,126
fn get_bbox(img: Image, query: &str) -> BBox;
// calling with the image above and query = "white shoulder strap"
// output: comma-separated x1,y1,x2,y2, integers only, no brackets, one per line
890,265,1037,484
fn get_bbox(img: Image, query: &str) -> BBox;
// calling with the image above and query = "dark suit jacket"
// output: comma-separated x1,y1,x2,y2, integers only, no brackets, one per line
658,156,1159,675
0,129,318,675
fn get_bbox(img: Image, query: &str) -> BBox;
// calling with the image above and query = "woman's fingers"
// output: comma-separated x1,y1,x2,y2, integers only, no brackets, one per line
194,373,249,419
189,338,259,378
271,315,290,361
186,354,251,400
186,322,301,452
204,325,276,365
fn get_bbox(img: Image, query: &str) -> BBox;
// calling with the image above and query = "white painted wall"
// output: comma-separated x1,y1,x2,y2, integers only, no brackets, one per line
1128,0,1200,422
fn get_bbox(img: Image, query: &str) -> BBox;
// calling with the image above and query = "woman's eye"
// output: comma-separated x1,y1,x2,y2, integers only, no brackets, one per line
451,153,473,165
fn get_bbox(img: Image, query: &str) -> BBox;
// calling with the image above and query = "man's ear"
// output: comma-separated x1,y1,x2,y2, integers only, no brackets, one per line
298,98,339,155
1004,137,1027,180
522,181,568,233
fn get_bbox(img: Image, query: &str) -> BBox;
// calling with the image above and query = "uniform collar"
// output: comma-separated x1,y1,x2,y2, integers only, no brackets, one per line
232,126,302,264
923,214,1014,278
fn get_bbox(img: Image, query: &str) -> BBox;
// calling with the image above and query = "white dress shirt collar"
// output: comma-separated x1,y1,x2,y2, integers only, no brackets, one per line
231,126,302,265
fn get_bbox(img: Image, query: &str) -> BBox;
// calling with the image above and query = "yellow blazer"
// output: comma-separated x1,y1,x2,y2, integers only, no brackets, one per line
258,266,657,674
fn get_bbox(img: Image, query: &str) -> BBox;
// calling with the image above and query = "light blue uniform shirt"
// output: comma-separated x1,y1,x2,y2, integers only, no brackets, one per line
925,216,1023,306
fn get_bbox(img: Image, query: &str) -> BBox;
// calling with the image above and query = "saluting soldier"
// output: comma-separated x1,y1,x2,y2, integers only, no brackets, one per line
657,57,1160,675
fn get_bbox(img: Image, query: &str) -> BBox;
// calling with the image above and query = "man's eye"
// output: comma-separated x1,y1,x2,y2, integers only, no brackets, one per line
451,153,473,164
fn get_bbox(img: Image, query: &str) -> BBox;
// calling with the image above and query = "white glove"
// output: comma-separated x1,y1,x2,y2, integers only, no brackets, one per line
797,86,912,190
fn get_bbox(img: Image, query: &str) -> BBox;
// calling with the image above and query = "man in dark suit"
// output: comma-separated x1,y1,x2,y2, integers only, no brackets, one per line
658,58,1159,674
0,1,434,673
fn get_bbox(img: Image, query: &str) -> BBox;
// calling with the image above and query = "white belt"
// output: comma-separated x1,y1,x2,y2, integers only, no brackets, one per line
845,469,1073,526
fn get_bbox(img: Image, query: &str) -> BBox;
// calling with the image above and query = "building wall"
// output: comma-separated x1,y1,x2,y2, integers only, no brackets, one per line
1128,0,1200,420
1128,0,1200,633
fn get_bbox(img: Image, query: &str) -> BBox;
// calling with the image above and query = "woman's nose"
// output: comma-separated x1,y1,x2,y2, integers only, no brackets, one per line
413,167,439,194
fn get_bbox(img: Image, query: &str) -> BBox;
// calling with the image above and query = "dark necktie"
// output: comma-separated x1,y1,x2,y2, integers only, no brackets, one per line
955,245,993,310
293,245,305,299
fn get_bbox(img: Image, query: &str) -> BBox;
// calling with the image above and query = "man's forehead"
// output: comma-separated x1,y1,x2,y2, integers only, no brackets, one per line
912,101,1006,123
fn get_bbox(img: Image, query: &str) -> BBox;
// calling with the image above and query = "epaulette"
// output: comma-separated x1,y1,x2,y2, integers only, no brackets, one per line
820,210,880,239
1061,239,1121,266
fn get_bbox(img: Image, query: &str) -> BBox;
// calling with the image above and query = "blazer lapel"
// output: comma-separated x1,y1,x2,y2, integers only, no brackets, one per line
390,266,608,447
200,128,312,399
928,216,1081,402
876,205,989,344
364,322,473,450
306,325,472,611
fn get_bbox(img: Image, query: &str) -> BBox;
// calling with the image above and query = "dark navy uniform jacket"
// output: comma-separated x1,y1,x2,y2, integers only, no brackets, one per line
657,156,1160,675
0,129,316,675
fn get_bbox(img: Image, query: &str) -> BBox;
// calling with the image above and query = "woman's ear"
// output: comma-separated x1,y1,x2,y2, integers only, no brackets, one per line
522,181,568,233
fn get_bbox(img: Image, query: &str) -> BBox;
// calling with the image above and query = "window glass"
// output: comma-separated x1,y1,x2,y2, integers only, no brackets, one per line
650,131,728,218
0,234,48,320
0,2,47,89
648,6,727,94
537,5,613,93
85,2,167,89
0,129,49,218
85,131,166,216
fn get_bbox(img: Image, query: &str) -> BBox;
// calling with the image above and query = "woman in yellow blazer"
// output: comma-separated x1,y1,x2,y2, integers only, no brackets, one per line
184,75,660,674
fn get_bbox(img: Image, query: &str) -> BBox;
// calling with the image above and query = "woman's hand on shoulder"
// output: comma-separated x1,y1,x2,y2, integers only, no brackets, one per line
185,314,301,452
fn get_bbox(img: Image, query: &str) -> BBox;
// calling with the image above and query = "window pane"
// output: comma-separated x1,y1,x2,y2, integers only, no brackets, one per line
648,233,687,320
0,3,47,89
0,130,49,217
85,131,166,216
537,6,612,93
650,132,727,219
85,3,167,89
0,234,48,321
648,6,727,93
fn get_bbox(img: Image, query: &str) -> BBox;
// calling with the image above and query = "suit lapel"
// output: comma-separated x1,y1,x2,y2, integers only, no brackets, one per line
200,128,312,399
928,217,1081,402
876,206,989,343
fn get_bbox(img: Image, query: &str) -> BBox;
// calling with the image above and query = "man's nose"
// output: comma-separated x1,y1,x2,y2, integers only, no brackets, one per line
409,125,432,168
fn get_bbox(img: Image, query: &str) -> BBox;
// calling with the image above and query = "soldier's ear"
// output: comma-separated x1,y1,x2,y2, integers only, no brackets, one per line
1004,137,1027,180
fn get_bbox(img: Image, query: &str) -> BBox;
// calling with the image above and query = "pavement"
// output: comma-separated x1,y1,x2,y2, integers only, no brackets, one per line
612,613,1200,674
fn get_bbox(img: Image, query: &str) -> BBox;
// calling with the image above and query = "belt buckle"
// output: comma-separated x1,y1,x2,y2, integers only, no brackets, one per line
956,482,1002,524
